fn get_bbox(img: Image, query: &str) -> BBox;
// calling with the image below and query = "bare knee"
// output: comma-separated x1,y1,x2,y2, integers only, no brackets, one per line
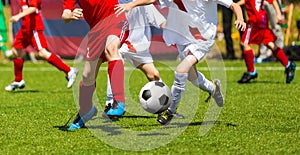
105,35,121,61
82,70,95,86
38,48,51,59
13,48,24,58
147,70,160,81
241,43,251,51
266,42,277,51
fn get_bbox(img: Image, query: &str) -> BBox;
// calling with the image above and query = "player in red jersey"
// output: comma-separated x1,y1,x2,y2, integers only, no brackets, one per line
62,0,127,130
5,0,78,92
237,0,296,83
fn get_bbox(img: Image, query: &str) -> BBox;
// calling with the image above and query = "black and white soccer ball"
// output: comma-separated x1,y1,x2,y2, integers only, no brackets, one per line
139,81,171,114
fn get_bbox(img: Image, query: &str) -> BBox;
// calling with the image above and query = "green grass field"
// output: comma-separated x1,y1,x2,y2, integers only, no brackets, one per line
0,60,299,154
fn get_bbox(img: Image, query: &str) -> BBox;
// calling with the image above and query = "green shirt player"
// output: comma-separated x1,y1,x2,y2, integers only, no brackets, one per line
0,1,8,55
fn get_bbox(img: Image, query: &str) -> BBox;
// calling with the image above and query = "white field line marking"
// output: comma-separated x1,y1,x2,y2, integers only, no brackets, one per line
0,66,296,72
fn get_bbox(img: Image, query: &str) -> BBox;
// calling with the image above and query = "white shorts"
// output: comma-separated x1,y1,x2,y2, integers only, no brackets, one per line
119,45,153,68
176,39,215,61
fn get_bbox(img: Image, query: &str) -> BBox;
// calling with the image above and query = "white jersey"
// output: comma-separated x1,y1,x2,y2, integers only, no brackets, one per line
157,0,233,60
122,4,165,53
119,4,166,67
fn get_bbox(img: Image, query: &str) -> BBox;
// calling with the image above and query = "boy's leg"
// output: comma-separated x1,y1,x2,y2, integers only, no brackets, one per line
34,30,77,88
106,59,126,116
168,55,197,113
238,45,258,83
5,48,26,91
137,63,161,81
68,59,100,130
157,55,196,125
105,61,161,117
104,35,126,116
44,50,78,88
5,30,28,91
268,42,296,83
157,71,188,125
38,48,71,75
105,75,114,106
188,66,224,107
267,42,288,67
188,66,214,93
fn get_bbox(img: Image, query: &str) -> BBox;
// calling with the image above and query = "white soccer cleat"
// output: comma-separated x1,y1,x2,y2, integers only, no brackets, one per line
5,80,26,91
212,79,224,107
66,67,78,88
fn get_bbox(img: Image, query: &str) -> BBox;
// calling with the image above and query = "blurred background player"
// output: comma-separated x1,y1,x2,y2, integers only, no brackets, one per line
237,0,296,84
5,0,78,92
255,0,284,63
62,0,127,130
115,0,246,125
0,1,8,56
105,2,167,116
221,0,246,59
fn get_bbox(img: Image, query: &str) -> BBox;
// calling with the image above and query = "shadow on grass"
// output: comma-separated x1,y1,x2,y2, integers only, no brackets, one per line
88,125,123,136
120,115,156,119
42,90,73,93
167,121,237,128
53,125,88,132
233,80,282,84
254,81,282,84
87,124,170,136
8,89,73,94
101,115,156,122
53,125,69,131
137,133,169,136
9,90,39,93
53,115,237,133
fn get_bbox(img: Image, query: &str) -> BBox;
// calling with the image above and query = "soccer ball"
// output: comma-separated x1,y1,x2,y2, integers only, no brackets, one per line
139,81,171,114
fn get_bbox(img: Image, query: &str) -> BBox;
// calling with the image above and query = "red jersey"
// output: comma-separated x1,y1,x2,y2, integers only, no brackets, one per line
64,0,119,29
20,0,44,31
63,0,127,61
245,0,273,28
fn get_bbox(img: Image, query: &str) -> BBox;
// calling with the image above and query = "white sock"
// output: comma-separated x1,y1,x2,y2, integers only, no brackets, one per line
158,78,163,82
168,72,188,113
190,71,214,94
106,75,114,106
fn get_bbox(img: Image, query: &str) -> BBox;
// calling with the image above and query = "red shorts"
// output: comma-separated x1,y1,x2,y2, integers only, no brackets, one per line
241,24,276,45
13,30,48,50
85,16,128,62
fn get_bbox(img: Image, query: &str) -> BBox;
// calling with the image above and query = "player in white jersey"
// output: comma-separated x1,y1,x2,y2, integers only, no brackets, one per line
115,0,246,125
104,2,168,116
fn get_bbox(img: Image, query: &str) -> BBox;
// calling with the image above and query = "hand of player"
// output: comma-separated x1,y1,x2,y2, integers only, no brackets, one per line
10,15,20,22
62,8,83,22
71,8,83,20
114,4,132,17
62,8,83,20
276,14,283,24
234,19,246,31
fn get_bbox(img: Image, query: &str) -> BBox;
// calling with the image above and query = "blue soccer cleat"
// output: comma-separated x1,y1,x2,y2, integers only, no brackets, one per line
105,100,126,117
68,106,98,131
68,115,85,131
285,61,296,84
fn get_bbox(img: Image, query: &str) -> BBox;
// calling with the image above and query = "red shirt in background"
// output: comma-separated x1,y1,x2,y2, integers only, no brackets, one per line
245,0,274,28
20,0,44,31
63,0,119,29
